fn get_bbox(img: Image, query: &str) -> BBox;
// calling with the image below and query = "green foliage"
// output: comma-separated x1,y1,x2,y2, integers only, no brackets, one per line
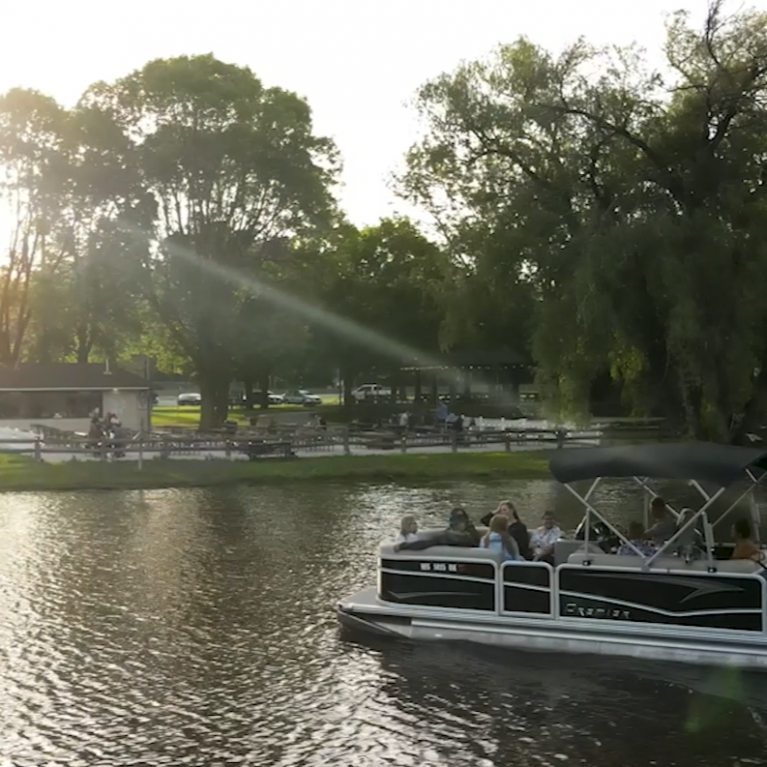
80,54,340,427
308,218,448,395
0,451,552,492
7,3,767,444
400,0,767,440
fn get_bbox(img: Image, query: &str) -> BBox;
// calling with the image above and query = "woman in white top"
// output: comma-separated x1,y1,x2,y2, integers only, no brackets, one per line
396,515,419,545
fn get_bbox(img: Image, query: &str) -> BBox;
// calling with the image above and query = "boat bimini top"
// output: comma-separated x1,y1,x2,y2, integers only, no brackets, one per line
549,442,767,572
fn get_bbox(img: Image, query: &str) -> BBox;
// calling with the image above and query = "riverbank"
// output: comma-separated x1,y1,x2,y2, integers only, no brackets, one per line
0,451,553,492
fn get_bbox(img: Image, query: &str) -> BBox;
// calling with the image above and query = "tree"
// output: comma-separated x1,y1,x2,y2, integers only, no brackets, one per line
311,218,447,406
401,1,767,440
24,99,151,364
0,88,68,365
232,241,313,408
82,54,339,429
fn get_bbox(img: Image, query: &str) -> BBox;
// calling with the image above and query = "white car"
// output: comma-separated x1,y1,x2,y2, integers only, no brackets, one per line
281,389,322,406
177,392,202,406
352,384,392,402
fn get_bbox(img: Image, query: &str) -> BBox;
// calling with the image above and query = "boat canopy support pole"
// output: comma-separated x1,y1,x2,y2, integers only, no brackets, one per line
715,468,767,545
646,488,726,569
563,480,649,561
690,480,711,502
631,478,682,520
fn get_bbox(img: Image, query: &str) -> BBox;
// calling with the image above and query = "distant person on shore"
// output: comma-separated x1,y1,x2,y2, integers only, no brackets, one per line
481,514,521,561
396,515,419,545
642,497,677,547
481,501,531,560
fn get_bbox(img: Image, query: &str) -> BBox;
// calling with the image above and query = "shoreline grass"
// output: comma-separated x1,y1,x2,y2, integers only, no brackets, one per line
0,451,553,492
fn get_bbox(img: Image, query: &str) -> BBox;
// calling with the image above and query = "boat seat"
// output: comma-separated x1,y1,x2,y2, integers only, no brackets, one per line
554,539,601,565
379,542,501,561
567,551,763,573
415,526,489,540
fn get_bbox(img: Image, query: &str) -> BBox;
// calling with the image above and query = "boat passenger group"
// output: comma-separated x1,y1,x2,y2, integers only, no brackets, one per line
394,498,764,565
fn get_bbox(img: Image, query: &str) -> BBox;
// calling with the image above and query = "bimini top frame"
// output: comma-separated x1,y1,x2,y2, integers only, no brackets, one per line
549,443,767,571
549,442,767,486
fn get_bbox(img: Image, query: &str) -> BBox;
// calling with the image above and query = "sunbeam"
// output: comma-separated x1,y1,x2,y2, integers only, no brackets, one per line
121,221,522,407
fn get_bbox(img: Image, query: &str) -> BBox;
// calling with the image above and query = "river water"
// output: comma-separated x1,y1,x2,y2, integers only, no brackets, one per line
0,480,766,766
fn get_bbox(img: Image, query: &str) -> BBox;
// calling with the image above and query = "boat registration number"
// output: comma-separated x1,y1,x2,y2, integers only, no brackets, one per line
420,563,459,573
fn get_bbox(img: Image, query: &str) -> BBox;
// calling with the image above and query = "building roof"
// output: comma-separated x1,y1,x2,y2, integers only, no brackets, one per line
401,347,529,371
0,363,150,391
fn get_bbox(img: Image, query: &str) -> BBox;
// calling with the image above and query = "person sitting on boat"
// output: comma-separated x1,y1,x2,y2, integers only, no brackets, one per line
396,515,419,545
481,513,520,561
731,518,765,563
642,497,677,547
617,521,657,557
394,507,481,551
481,501,532,560
446,507,481,546
530,511,563,564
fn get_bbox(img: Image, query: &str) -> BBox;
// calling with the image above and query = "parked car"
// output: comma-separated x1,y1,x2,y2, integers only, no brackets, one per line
177,392,201,406
352,384,392,402
281,389,322,406
237,391,284,406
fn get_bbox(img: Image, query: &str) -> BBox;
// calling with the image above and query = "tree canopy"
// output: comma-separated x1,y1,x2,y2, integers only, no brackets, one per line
399,0,767,440
2,3,767,439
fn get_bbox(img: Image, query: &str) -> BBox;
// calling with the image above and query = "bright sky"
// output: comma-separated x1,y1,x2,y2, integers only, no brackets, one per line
1,0,755,227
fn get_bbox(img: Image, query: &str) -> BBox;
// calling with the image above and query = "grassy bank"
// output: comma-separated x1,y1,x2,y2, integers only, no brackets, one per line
0,451,553,492
151,405,304,428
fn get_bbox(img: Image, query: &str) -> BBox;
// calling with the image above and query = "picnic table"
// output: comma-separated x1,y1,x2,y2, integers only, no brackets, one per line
236,439,295,461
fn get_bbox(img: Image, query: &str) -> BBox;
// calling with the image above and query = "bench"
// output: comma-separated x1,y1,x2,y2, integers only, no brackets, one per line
379,542,501,561
236,440,295,461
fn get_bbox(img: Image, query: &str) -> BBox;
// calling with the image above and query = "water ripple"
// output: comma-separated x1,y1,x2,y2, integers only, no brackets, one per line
0,483,764,765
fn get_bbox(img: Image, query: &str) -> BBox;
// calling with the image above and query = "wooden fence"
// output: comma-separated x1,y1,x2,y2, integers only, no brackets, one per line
0,424,605,468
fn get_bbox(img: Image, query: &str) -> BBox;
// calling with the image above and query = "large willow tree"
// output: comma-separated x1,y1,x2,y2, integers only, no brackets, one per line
400,0,767,441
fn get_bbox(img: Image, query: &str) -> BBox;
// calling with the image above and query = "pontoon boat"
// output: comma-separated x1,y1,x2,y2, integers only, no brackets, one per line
336,443,767,668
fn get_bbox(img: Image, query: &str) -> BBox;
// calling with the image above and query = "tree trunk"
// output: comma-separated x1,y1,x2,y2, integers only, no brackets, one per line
75,326,92,364
243,379,254,410
727,350,767,444
430,375,438,405
199,371,231,431
258,372,271,410
342,366,355,412
414,370,422,402
448,378,457,409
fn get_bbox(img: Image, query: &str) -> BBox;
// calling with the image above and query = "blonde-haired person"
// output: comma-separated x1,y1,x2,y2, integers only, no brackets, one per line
396,515,419,545
481,500,531,560
481,514,521,562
